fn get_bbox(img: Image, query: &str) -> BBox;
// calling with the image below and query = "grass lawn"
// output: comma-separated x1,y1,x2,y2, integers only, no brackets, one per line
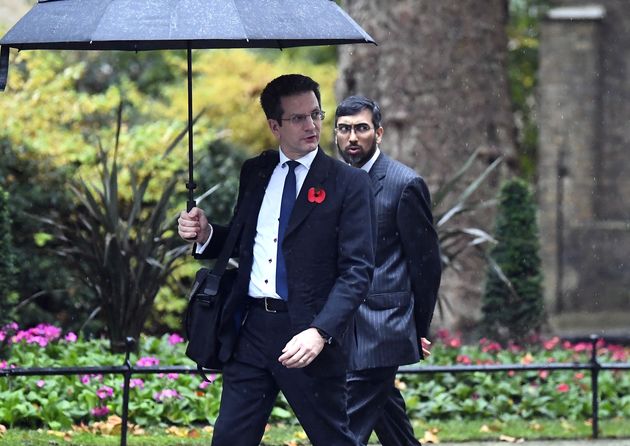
1,418,628,445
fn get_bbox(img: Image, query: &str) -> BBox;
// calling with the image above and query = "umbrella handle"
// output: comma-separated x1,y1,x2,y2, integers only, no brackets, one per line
186,45,196,213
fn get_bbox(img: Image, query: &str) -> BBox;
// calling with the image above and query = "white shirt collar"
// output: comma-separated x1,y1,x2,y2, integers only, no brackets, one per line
361,147,381,173
279,146,318,170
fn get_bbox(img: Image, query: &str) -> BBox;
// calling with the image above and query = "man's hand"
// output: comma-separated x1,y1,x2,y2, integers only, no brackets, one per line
278,328,325,368
177,207,210,244
420,337,432,357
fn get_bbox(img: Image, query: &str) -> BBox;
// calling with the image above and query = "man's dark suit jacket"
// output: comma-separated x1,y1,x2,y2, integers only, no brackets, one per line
346,152,441,371
197,148,376,377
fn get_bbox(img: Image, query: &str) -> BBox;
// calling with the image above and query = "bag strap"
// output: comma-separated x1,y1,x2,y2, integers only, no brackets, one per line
209,203,247,278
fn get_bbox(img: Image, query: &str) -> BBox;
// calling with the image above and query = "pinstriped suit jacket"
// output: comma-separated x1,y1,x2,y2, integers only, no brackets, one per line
347,153,442,371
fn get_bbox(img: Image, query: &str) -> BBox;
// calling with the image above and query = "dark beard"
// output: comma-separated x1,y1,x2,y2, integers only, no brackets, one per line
337,139,377,168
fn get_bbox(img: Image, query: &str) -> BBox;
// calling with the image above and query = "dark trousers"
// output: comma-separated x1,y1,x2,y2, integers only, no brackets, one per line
347,367,421,446
211,305,358,446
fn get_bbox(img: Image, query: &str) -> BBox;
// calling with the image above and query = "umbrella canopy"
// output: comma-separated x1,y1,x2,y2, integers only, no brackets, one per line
0,0,375,209
0,0,374,51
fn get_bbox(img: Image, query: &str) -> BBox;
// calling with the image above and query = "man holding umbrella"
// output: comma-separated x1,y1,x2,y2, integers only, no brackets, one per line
178,74,376,446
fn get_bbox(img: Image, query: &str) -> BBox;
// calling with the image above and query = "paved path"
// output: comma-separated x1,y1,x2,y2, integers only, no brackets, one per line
434,440,630,446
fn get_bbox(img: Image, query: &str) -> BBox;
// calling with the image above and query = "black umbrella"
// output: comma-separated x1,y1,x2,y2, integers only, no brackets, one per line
0,0,375,210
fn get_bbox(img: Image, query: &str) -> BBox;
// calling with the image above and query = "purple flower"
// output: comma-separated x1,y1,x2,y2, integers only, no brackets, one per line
96,385,114,400
91,406,110,418
127,378,145,389
136,356,160,367
64,332,77,342
168,333,185,345
36,379,46,388
153,389,180,402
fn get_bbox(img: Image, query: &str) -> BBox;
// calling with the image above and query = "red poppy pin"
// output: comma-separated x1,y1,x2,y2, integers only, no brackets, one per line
307,187,326,204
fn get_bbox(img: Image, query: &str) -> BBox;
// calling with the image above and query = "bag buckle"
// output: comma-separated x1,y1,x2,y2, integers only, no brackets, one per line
264,297,277,313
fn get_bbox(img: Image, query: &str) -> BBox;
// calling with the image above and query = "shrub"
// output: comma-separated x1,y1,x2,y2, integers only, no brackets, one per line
0,185,18,327
481,178,545,343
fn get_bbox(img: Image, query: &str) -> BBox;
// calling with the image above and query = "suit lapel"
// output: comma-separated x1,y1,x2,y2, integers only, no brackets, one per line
241,150,278,225
369,152,387,197
285,148,331,238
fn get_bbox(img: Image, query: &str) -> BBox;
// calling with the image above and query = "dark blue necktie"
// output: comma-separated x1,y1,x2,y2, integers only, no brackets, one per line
276,160,299,300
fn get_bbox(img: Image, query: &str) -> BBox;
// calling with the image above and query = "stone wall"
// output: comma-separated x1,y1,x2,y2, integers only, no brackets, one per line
538,2,630,336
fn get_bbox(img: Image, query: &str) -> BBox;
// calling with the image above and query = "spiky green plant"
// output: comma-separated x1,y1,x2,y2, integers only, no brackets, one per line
430,149,503,316
42,104,190,351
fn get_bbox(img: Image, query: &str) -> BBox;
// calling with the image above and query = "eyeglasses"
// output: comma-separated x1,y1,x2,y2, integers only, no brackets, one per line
335,123,374,136
280,110,325,126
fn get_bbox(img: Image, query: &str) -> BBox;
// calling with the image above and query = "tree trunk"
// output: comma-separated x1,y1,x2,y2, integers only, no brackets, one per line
338,0,517,332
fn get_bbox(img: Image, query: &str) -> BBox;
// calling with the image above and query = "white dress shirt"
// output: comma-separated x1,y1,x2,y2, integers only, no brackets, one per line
198,147,318,299
360,147,381,174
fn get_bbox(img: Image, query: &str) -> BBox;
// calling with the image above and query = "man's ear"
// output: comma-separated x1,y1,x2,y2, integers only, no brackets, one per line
375,126,384,145
268,119,280,137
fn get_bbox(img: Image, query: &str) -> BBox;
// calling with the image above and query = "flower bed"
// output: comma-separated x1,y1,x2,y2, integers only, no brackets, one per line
1,323,629,430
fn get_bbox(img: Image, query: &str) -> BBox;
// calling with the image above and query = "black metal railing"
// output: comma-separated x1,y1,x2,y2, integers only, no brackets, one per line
2,334,629,445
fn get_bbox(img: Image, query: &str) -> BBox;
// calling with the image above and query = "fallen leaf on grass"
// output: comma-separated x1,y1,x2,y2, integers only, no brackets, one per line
529,422,543,431
203,426,214,434
394,379,407,390
0,425,7,438
420,427,440,443
499,434,524,443
47,430,73,441
561,420,575,431
480,424,501,432
166,426,200,438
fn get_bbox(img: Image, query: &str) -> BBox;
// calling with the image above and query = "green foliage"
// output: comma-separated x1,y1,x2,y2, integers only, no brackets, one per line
481,178,544,343
2,324,629,432
41,108,190,351
0,138,94,332
507,0,550,177
0,185,18,325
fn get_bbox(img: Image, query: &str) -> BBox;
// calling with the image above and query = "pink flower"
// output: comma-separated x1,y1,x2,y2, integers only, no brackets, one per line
481,341,501,353
448,337,461,348
80,375,91,385
543,336,560,350
0,360,7,369
538,370,549,380
574,372,585,380
507,370,515,377
199,374,217,387
435,329,450,341
136,356,160,367
0,331,5,342
64,332,77,342
91,406,110,418
557,383,570,393
153,389,180,402
36,379,46,388
168,333,184,345
456,354,472,365
166,373,179,380
96,386,114,400
130,378,145,389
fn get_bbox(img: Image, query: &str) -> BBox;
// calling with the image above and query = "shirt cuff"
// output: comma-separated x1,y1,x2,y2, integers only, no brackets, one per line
194,223,213,254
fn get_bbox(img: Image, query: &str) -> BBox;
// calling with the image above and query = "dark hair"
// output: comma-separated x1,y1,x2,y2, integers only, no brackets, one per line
260,74,321,124
334,95,382,128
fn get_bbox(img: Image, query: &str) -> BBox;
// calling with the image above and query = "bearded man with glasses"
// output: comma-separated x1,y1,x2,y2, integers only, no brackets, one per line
178,76,376,446
335,96,442,446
